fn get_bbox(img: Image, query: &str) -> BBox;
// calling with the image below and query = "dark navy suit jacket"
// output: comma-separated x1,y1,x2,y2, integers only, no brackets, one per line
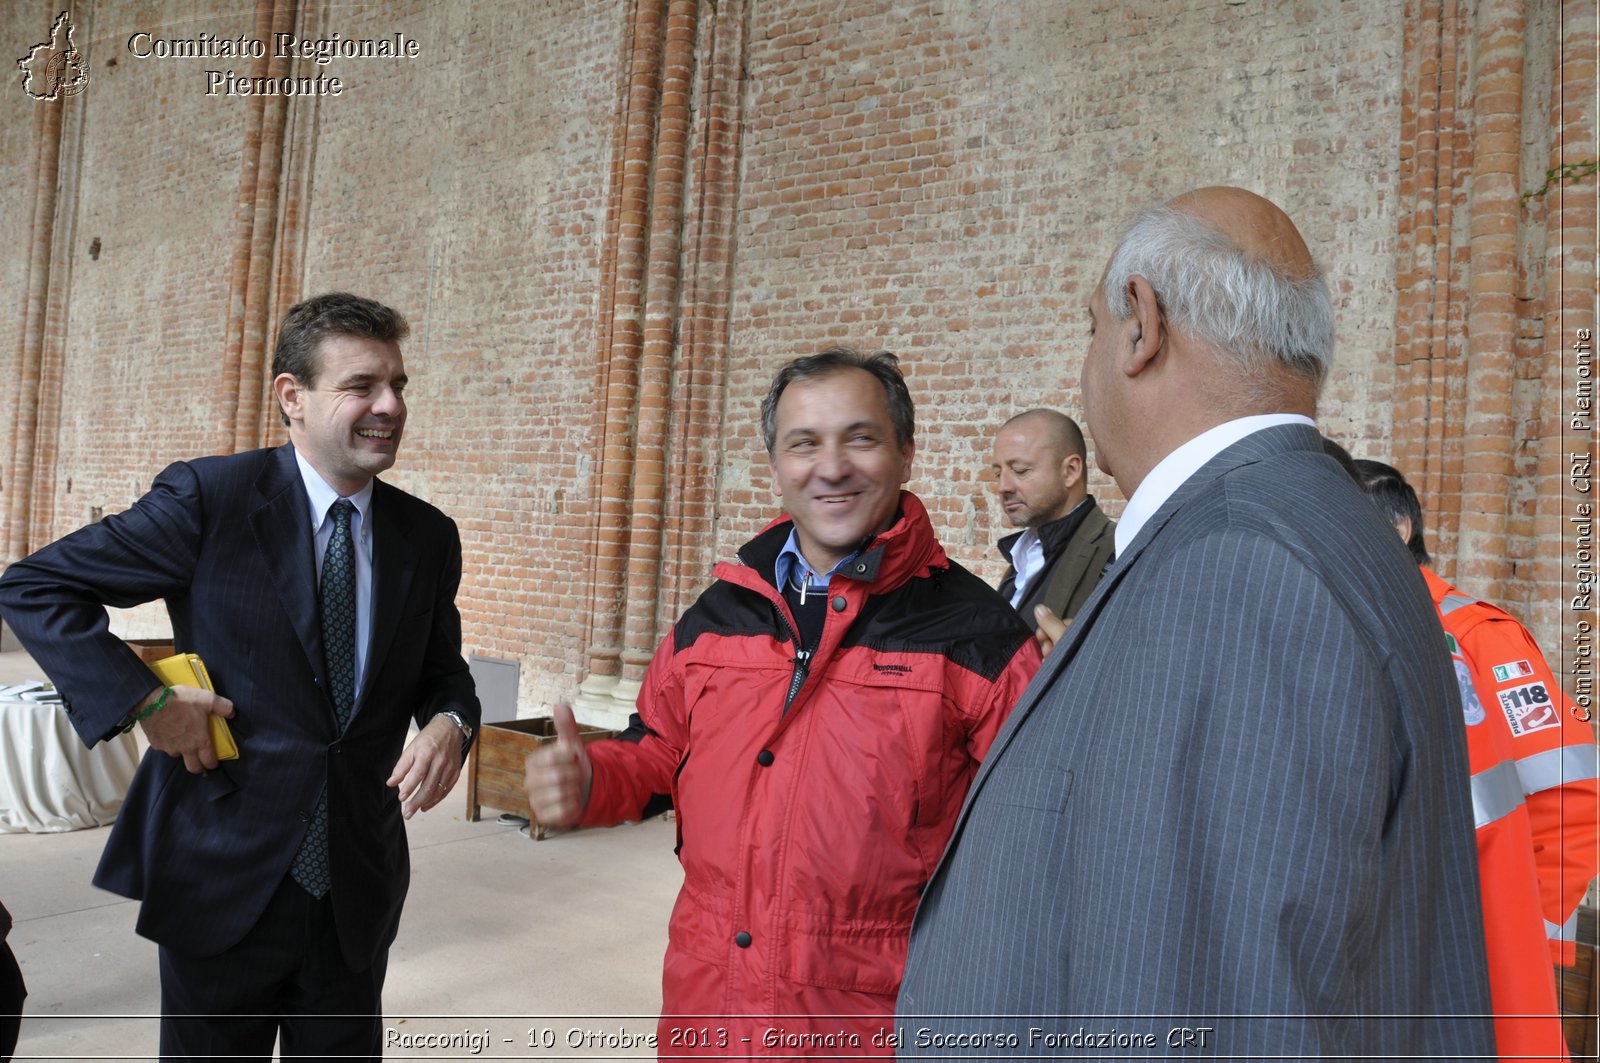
0,444,480,966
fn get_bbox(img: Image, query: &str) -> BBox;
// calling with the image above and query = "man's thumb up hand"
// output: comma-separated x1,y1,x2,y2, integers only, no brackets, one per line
524,701,593,829
552,700,583,753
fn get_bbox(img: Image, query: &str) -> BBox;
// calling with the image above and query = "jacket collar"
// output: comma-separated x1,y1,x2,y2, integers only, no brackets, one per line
731,490,947,594
995,496,1098,564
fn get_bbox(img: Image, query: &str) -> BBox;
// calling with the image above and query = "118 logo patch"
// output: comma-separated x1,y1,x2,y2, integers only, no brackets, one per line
1497,681,1557,736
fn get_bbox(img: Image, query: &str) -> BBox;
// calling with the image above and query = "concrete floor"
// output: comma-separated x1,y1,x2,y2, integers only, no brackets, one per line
0,649,683,1061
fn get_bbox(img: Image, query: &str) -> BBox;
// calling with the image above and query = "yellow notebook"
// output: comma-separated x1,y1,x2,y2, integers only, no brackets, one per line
148,652,239,761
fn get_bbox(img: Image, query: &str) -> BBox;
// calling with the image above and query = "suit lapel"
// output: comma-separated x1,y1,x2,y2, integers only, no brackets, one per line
1048,505,1110,608
248,446,327,695
356,481,419,719
965,530,1140,784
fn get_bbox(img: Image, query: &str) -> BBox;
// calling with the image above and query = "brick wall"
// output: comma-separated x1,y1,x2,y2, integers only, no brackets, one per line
287,0,625,706
719,0,1406,574
2,0,1590,716
0,3,41,544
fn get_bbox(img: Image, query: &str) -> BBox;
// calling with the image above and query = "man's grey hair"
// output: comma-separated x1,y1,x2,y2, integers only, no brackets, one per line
760,347,914,454
1103,204,1335,384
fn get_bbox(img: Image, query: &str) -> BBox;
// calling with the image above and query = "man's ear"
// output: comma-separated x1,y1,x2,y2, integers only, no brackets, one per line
899,440,915,485
1123,274,1165,377
273,373,304,426
1060,452,1084,489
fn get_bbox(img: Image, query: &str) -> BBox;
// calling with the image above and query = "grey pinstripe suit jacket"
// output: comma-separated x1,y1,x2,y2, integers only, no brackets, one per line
897,424,1494,1059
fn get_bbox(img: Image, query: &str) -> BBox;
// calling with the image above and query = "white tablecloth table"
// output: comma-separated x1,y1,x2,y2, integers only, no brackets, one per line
0,698,140,832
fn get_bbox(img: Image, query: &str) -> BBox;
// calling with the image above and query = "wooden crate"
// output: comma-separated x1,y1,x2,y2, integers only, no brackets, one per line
465,717,616,839
125,639,175,664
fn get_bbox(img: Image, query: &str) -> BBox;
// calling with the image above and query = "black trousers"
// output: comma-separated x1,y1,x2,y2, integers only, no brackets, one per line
0,939,24,1062
157,875,386,1062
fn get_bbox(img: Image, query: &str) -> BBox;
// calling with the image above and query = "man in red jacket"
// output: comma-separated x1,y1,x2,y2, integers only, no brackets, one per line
1356,458,1598,1062
527,348,1040,1055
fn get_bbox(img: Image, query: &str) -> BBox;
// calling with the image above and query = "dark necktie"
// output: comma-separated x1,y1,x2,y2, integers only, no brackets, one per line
291,499,357,897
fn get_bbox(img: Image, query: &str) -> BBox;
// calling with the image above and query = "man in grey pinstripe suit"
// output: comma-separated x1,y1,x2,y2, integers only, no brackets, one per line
896,188,1494,1059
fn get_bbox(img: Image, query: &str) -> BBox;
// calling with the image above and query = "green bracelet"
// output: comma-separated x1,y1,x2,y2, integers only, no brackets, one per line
128,686,175,729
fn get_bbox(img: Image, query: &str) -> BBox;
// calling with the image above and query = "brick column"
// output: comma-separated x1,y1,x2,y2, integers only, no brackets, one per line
1456,0,1526,600
221,0,297,454
1393,0,1592,685
6,95,62,562
659,0,749,628
576,0,666,721
1537,0,1597,703
261,0,323,449
1395,0,1472,556
614,0,703,704
28,93,82,556
575,0,747,727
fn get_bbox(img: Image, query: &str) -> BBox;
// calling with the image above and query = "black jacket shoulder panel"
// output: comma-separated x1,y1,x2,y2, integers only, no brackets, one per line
672,578,785,654
838,561,1032,682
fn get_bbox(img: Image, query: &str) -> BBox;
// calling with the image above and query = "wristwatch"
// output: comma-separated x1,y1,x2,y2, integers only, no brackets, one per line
438,710,473,752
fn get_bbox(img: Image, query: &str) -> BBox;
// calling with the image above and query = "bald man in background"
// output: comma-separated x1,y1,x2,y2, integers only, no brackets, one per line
897,188,1492,1059
990,410,1114,632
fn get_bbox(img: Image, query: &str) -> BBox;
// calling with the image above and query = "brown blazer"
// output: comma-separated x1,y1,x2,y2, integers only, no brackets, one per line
997,499,1115,627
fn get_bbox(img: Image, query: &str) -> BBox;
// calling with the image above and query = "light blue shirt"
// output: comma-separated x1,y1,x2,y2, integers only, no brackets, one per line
773,529,858,602
294,450,375,702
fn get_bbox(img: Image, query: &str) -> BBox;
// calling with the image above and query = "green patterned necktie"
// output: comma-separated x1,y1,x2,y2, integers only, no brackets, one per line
291,499,357,897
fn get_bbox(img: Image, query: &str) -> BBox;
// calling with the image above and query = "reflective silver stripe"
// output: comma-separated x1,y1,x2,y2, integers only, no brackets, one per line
1546,910,1579,943
1439,593,1478,616
1516,744,1600,795
1471,760,1526,829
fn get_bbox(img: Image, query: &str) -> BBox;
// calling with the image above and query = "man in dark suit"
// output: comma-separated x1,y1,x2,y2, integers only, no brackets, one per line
0,292,480,1060
990,409,1114,633
0,899,21,1061
896,188,1494,1057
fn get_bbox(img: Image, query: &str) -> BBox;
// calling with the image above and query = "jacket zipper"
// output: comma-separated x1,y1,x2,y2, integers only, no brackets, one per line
784,648,811,715
775,607,811,716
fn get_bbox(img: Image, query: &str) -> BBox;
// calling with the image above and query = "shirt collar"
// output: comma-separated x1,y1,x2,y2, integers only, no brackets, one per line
293,449,375,533
1007,526,1042,569
1114,414,1314,557
774,528,859,592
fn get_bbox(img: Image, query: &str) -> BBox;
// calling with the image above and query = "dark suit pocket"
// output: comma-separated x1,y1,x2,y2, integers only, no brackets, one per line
201,765,239,801
983,766,1073,812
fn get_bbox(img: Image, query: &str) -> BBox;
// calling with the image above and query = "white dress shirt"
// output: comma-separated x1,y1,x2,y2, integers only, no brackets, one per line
294,451,376,701
1114,414,1316,558
1006,528,1045,609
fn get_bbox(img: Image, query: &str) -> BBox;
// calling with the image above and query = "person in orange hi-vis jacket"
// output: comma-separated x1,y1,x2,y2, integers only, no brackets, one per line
1356,458,1598,1062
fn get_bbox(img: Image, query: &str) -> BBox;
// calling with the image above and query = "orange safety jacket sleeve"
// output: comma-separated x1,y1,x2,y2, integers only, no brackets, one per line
1445,590,1600,967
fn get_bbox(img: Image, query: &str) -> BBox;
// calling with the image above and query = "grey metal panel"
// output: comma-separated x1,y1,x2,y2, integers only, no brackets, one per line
467,655,520,724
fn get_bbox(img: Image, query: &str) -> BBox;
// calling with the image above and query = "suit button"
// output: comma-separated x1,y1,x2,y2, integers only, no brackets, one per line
298,810,311,823
734,931,752,948
756,749,774,767
831,596,847,611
